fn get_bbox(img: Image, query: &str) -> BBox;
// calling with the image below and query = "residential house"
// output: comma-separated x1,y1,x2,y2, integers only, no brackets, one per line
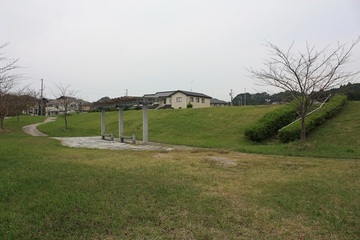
24,97,49,116
210,98,228,107
144,90,212,109
46,97,93,115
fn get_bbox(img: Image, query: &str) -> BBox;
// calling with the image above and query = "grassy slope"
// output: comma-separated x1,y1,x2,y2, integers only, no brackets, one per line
38,105,281,147
1,116,360,239
39,102,360,158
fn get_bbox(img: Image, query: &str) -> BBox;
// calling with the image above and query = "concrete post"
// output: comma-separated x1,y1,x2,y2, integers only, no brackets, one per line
142,103,148,144
118,107,124,141
101,109,106,136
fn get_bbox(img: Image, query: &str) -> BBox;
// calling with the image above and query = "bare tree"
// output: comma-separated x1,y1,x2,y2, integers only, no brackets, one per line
54,83,77,130
0,43,21,130
249,37,360,141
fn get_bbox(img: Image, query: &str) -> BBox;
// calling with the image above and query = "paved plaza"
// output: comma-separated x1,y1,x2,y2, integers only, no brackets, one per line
23,117,197,151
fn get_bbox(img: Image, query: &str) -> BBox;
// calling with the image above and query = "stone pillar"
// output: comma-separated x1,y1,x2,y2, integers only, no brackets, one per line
101,109,106,136
118,107,124,141
142,103,148,144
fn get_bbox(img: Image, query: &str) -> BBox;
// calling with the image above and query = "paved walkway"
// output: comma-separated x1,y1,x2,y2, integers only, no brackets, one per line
22,117,57,136
22,117,198,151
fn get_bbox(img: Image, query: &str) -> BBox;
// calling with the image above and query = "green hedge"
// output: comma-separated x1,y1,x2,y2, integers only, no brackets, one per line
245,104,298,142
278,95,348,143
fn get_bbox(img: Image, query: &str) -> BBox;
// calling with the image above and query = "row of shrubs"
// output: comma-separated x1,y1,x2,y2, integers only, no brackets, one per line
278,95,348,142
244,103,298,142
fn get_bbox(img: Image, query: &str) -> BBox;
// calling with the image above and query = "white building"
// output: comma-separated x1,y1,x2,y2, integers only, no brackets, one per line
144,90,212,109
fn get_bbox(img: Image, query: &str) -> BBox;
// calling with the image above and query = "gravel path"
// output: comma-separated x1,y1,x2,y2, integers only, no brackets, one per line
22,118,198,151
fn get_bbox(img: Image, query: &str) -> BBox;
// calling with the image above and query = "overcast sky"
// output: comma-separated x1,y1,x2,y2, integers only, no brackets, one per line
1,0,359,102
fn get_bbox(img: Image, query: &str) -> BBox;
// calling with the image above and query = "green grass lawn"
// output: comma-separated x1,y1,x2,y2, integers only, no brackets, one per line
39,102,360,158
1,115,360,239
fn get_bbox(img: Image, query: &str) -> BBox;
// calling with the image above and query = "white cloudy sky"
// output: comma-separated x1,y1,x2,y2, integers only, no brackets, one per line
1,0,359,102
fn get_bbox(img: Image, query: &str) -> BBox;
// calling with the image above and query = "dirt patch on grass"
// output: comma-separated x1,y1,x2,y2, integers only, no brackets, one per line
0,129,12,133
207,156,237,167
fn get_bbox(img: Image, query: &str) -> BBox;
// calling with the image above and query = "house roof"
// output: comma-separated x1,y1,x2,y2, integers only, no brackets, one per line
143,91,174,98
210,98,228,104
144,90,211,99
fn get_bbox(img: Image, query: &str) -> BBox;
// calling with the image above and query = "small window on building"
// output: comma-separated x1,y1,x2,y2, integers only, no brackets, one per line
201,98,205,103
176,97,182,102
196,98,200,103
190,97,194,102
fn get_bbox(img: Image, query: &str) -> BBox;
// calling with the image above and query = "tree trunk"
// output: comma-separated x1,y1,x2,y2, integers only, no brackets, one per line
300,113,306,142
0,117,4,130
300,99,307,142
64,113,68,130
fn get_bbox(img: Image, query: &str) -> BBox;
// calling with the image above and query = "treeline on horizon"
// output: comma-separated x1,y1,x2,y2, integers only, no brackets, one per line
232,83,360,106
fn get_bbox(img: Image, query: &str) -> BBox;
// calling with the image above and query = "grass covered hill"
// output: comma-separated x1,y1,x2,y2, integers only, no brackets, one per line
38,101,360,159
1,110,360,239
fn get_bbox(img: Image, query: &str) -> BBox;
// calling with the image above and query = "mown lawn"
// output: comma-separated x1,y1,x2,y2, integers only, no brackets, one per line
38,101,360,158
1,115,360,239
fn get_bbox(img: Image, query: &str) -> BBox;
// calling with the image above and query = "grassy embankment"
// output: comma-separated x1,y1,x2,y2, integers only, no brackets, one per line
1,111,360,239
39,101,360,158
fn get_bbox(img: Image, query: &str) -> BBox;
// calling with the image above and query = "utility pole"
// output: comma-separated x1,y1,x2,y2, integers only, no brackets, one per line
40,79,44,116
244,88,246,106
125,89,128,96
229,89,234,106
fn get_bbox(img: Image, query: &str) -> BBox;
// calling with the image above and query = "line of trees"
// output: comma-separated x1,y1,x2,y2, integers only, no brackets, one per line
1,43,79,131
1,43,21,129
0,43,39,130
232,83,360,106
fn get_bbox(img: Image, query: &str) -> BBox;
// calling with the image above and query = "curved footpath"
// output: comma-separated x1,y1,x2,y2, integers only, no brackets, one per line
22,117,57,136
22,118,197,151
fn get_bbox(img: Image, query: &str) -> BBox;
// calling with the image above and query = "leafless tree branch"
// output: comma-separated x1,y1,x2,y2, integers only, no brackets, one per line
248,37,360,141
0,43,22,129
54,83,78,130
